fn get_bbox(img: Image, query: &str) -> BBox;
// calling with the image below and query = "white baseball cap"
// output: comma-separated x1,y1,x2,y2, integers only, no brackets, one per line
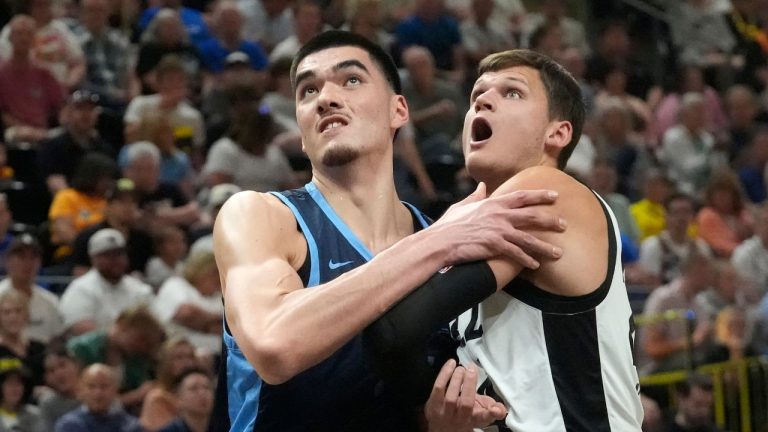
88,228,126,256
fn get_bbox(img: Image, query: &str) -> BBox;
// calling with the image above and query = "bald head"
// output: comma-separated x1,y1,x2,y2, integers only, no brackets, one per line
80,363,119,414
403,46,435,87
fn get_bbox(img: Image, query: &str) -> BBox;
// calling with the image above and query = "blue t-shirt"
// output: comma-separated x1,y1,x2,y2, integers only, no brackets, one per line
395,15,462,70
138,7,212,48
197,38,268,73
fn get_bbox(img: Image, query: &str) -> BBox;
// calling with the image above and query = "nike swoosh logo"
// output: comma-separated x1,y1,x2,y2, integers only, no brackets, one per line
328,259,354,270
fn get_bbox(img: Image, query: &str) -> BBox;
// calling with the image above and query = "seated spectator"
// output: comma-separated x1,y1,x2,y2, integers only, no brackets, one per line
732,202,768,296
0,196,15,274
269,0,324,63
151,250,222,356
139,337,199,431
697,170,753,258
54,363,144,432
37,89,115,196
158,368,213,432
640,193,711,285
67,307,165,412
0,0,85,90
188,183,240,255
589,158,641,243
134,10,204,97
345,0,394,52
38,346,81,429
695,260,752,324
526,21,565,60
641,252,715,374
735,128,768,203
593,65,654,146
48,153,117,262
197,2,268,77
631,170,674,241
237,0,294,53
400,46,465,164
0,361,46,432
704,306,756,363
60,228,154,335
203,103,297,192
0,290,46,388
261,56,297,131
724,85,766,163
521,0,589,56
75,0,132,108
145,225,187,290
0,235,63,343
658,92,727,197
460,0,516,85
394,0,466,83
137,0,212,49
664,373,726,432
122,142,201,231
0,15,65,145
70,178,154,277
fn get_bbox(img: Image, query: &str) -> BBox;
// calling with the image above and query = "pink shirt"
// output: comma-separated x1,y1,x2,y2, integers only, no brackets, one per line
0,60,64,128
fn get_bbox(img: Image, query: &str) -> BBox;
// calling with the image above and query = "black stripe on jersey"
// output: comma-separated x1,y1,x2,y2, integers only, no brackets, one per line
543,309,610,432
502,190,616,314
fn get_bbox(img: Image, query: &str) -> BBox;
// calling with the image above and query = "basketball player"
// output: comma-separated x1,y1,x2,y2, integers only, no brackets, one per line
365,49,644,431
211,32,567,431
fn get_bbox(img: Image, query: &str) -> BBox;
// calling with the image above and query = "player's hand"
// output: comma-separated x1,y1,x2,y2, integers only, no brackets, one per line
425,359,507,432
431,182,565,269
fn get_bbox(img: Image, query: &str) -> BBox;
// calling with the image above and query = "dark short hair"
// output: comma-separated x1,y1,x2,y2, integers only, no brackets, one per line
290,30,401,95
71,153,118,194
171,366,211,392
477,49,585,170
663,192,696,212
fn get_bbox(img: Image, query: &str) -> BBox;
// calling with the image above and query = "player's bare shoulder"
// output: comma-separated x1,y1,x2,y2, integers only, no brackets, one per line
213,191,306,270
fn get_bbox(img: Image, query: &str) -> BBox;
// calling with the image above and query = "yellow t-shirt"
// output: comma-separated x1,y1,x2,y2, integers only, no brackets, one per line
48,188,106,242
630,199,666,241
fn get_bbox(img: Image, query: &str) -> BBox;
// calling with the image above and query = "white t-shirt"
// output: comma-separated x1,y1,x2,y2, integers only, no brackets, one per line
60,269,154,331
0,279,63,343
203,137,293,192
124,94,205,148
152,276,222,353
732,236,768,296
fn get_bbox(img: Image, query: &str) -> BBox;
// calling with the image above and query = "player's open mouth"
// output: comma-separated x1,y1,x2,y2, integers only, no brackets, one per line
471,117,493,143
318,116,349,133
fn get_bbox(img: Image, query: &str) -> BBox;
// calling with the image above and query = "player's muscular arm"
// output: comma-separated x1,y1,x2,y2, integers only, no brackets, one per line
487,166,608,296
217,187,562,384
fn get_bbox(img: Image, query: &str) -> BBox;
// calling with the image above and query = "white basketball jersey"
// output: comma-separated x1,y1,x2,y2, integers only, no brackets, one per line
452,192,643,432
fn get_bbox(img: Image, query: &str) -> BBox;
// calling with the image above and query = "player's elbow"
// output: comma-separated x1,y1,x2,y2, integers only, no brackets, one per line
249,337,304,385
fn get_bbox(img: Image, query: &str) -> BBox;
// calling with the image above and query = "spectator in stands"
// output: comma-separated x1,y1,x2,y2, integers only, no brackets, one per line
157,368,213,432
736,128,768,203
203,103,297,192
522,0,588,55
641,252,715,374
664,373,725,432
0,0,85,90
726,0,768,91
145,225,187,290
394,0,466,83
704,305,756,363
526,20,566,61
188,183,240,255
37,89,115,196
401,46,465,163
70,178,153,277
121,142,201,230
0,235,62,344
659,92,726,197
0,290,45,388
261,56,297,131
345,0,394,51
198,1,268,77
139,337,198,431
732,203,768,296
668,0,736,91
631,169,674,241
460,0,516,85
0,15,65,145
48,153,117,262
137,0,212,49
589,158,641,242
126,54,205,150
60,228,153,335
695,260,751,324
151,250,222,356
0,195,13,275
697,170,753,258
269,0,324,62
640,193,711,285
654,65,729,146
237,0,294,53
725,84,766,163
593,65,655,146
0,361,46,432
134,10,203,97
76,0,132,107
38,346,81,429
66,307,165,413
54,363,144,432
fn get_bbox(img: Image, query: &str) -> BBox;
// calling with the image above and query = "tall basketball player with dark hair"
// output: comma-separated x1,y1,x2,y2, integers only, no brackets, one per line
211,31,566,431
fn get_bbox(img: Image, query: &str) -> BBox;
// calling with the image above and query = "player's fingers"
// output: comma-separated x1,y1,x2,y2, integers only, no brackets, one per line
502,229,563,260
508,208,567,233
457,364,477,420
444,366,465,408
430,359,456,401
492,189,558,208
496,240,540,269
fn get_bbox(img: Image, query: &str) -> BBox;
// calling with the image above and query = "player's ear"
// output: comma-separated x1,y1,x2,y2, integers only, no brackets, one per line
390,94,409,130
544,120,572,153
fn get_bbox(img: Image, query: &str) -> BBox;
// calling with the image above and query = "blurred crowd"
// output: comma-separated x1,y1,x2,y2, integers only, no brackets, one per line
0,0,764,430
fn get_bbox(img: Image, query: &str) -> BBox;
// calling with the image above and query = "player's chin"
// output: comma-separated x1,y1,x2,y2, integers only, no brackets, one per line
321,145,360,167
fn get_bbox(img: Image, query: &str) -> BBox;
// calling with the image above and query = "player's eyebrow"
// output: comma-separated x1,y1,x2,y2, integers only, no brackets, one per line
295,59,371,91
